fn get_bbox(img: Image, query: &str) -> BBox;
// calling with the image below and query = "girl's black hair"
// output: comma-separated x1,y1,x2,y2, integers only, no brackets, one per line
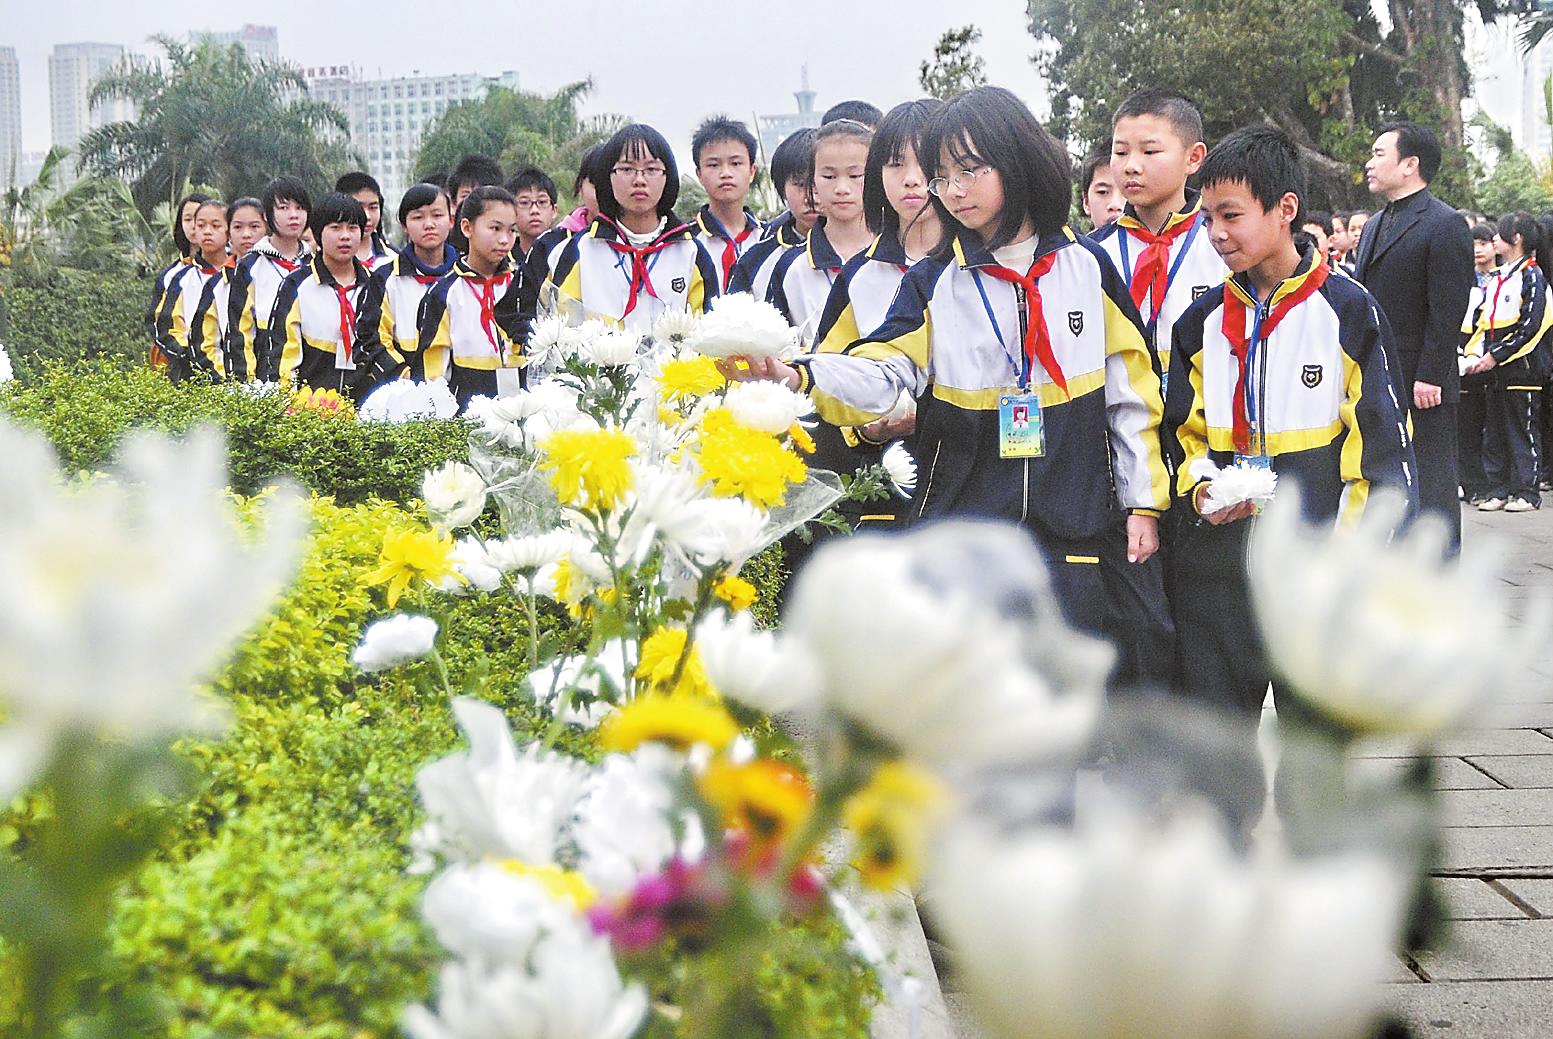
594,124,681,222
226,196,263,223
807,118,873,211
1497,211,1542,259
260,176,311,235
1536,213,1553,273
459,184,518,226
173,191,214,256
398,182,452,226
863,98,944,237
572,144,603,196
918,86,1072,254
769,127,817,194
308,191,368,240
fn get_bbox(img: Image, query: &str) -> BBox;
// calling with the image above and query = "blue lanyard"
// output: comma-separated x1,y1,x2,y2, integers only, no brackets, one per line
702,211,753,254
1245,291,1268,441
1117,212,1204,325
970,269,1031,387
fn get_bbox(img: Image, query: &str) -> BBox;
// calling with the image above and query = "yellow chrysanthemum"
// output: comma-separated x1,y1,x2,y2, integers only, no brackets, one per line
634,626,712,697
842,762,950,891
599,691,738,754
699,758,813,848
658,355,727,403
287,385,355,419
713,573,758,612
500,860,597,910
695,408,808,508
787,423,816,455
538,427,637,511
361,529,460,606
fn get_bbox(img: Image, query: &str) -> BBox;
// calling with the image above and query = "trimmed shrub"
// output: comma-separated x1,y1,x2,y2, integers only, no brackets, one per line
3,264,148,378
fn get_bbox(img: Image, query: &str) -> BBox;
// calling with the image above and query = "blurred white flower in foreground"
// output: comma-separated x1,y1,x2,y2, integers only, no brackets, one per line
520,645,627,728
422,462,488,531
420,861,579,962
1249,491,1546,735
930,812,1406,1039
723,380,812,434
787,521,1108,765
354,614,439,672
0,421,303,799
0,344,13,383
572,746,690,897
359,379,459,422
686,292,799,360
696,611,820,716
411,697,590,870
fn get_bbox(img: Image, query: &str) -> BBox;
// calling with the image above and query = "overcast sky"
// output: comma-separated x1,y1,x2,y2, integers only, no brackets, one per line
7,0,1050,161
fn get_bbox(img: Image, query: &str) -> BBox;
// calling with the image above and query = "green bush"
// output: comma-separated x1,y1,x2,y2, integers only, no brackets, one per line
2,263,148,377
1,361,472,506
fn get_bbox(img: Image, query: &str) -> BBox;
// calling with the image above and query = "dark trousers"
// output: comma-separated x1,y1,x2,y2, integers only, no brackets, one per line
1484,386,1543,505
1540,385,1553,485
1035,534,1107,640
1098,513,1175,692
1458,381,1490,500
1410,401,1462,554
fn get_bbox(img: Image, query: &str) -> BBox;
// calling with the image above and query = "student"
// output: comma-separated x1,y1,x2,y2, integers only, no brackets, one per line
506,165,560,260
1079,151,1123,232
1329,210,1352,267
692,116,764,291
146,192,212,360
729,127,817,299
271,192,397,397
720,86,1169,635
560,144,604,233
416,185,526,407
354,182,459,381
1091,89,1227,386
155,198,231,383
226,176,312,383
1300,210,1331,266
1164,126,1416,723
544,123,717,333
822,99,884,129
336,171,393,270
1347,209,1371,250
226,197,267,261
1464,211,1553,512
448,154,505,253
767,119,877,343
1458,221,1499,504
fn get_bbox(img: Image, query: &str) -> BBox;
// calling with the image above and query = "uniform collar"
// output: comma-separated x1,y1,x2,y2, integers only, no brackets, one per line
951,226,1075,270
804,219,846,271
1496,253,1533,279
395,243,459,278
1224,245,1323,310
696,205,760,240
452,255,514,281
864,230,909,266
1118,187,1203,235
252,236,309,263
589,214,695,249
310,253,368,288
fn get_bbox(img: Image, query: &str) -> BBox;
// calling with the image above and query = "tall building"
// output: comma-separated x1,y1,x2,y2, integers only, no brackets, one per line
0,47,20,192
303,66,521,211
756,67,821,164
197,24,280,64
48,42,137,168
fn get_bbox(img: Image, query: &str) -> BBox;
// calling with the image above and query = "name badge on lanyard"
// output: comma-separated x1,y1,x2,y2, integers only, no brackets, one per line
973,270,1048,459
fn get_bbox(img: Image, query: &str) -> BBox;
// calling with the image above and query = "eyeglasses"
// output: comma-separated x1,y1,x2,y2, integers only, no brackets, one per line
611,164,668,181
927,165,991,197
513,197,555,211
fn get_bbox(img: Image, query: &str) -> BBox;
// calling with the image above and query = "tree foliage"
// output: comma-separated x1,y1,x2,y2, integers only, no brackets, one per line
920,26,989,99
78,37,356,220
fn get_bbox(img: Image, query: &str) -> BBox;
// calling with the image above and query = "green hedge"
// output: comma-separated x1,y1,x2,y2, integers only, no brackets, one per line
2,263,149,378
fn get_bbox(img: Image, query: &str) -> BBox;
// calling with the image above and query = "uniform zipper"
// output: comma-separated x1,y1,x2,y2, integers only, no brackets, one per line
917,441,943,519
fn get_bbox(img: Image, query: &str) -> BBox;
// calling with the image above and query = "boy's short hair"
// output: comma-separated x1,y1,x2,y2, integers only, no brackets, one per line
1349,209,1370,222
573,144,603,196
422,170,450,190
334,171,383,203
260,176,310,233
823,100,884,129
1471,221,1497,243
1078,150,1111,195
1378,120,1443,184
1198,125,1305,220
770,127,817,192
1112,88,1205,147
309,191,368,239
227,196,263,222
1301,210,1332,232
459,184,517,226
449,154,505,196
505,165,558,204
1331,210,1351,225
398,182,451,226
692,115,758,166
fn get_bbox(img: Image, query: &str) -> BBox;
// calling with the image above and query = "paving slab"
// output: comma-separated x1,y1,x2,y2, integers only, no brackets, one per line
1463,755,1553,789
1499,879,1553,917
1350,756,1506,790
1439,826,1553,872
1434,878,1532,920
1414,920,1553,980
1477,703,1553,729
1437,788,1553,827
1390,980,1553,1037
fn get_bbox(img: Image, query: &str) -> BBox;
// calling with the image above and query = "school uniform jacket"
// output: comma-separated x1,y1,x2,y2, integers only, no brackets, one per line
155,261,227,383
147,257,192,346
415,256,525,407
361,231,394,273
1463,256,1553,387
694,206,764,291
271,255,396,397
188,265,235,380
226,236,311,382
792,227,1170,545
728,211,806,300
545,214,717,333
1090,189,1226,376
515,226,573,344
1165,250,1417,528
768,219,861,345
354,243,459,374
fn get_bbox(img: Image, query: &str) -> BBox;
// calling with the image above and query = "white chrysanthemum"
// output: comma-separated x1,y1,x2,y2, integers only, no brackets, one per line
1201,463,1278,514
652,309,702,347
423,462,488,531
419,861,578,963
525,315,570,367
882,441,917,497
584,328,643,368
0,422,304,800
678,496,772,569
723,380,812,434
353,614,439,672
0,345,16,383
522,645,628,728
1250,491,1547,735
696,611,820,715
485,532,573,575
436,537,503,595
686,292,800,359
931,813,1407,1039
573,745,687,896
411,697,592,867
359,380,459,422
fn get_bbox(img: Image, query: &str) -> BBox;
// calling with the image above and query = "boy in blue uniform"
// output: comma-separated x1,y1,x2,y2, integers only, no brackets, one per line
692,117,763,291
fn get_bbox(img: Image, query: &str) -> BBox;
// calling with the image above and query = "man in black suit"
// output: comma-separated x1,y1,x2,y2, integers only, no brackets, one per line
1353,121,1474,554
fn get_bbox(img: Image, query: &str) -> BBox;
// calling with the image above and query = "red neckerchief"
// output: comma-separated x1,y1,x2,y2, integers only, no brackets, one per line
1485,256,1530,333
978,253,1067,397
1221,262,1329,453
602,218,686,315
272,256,300,273
332,283,358,363
414,274,441,286
719,223,757,287
1126,214,1197,322
465,275,508,358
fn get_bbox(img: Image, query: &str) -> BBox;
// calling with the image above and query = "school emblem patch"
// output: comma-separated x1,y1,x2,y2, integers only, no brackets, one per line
1067,310,1084,336
1192,284,1210,300
1301,364,1323,388
671,277,687,293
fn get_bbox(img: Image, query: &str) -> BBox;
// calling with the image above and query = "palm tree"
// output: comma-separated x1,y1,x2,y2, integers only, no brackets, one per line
78,36,357,219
